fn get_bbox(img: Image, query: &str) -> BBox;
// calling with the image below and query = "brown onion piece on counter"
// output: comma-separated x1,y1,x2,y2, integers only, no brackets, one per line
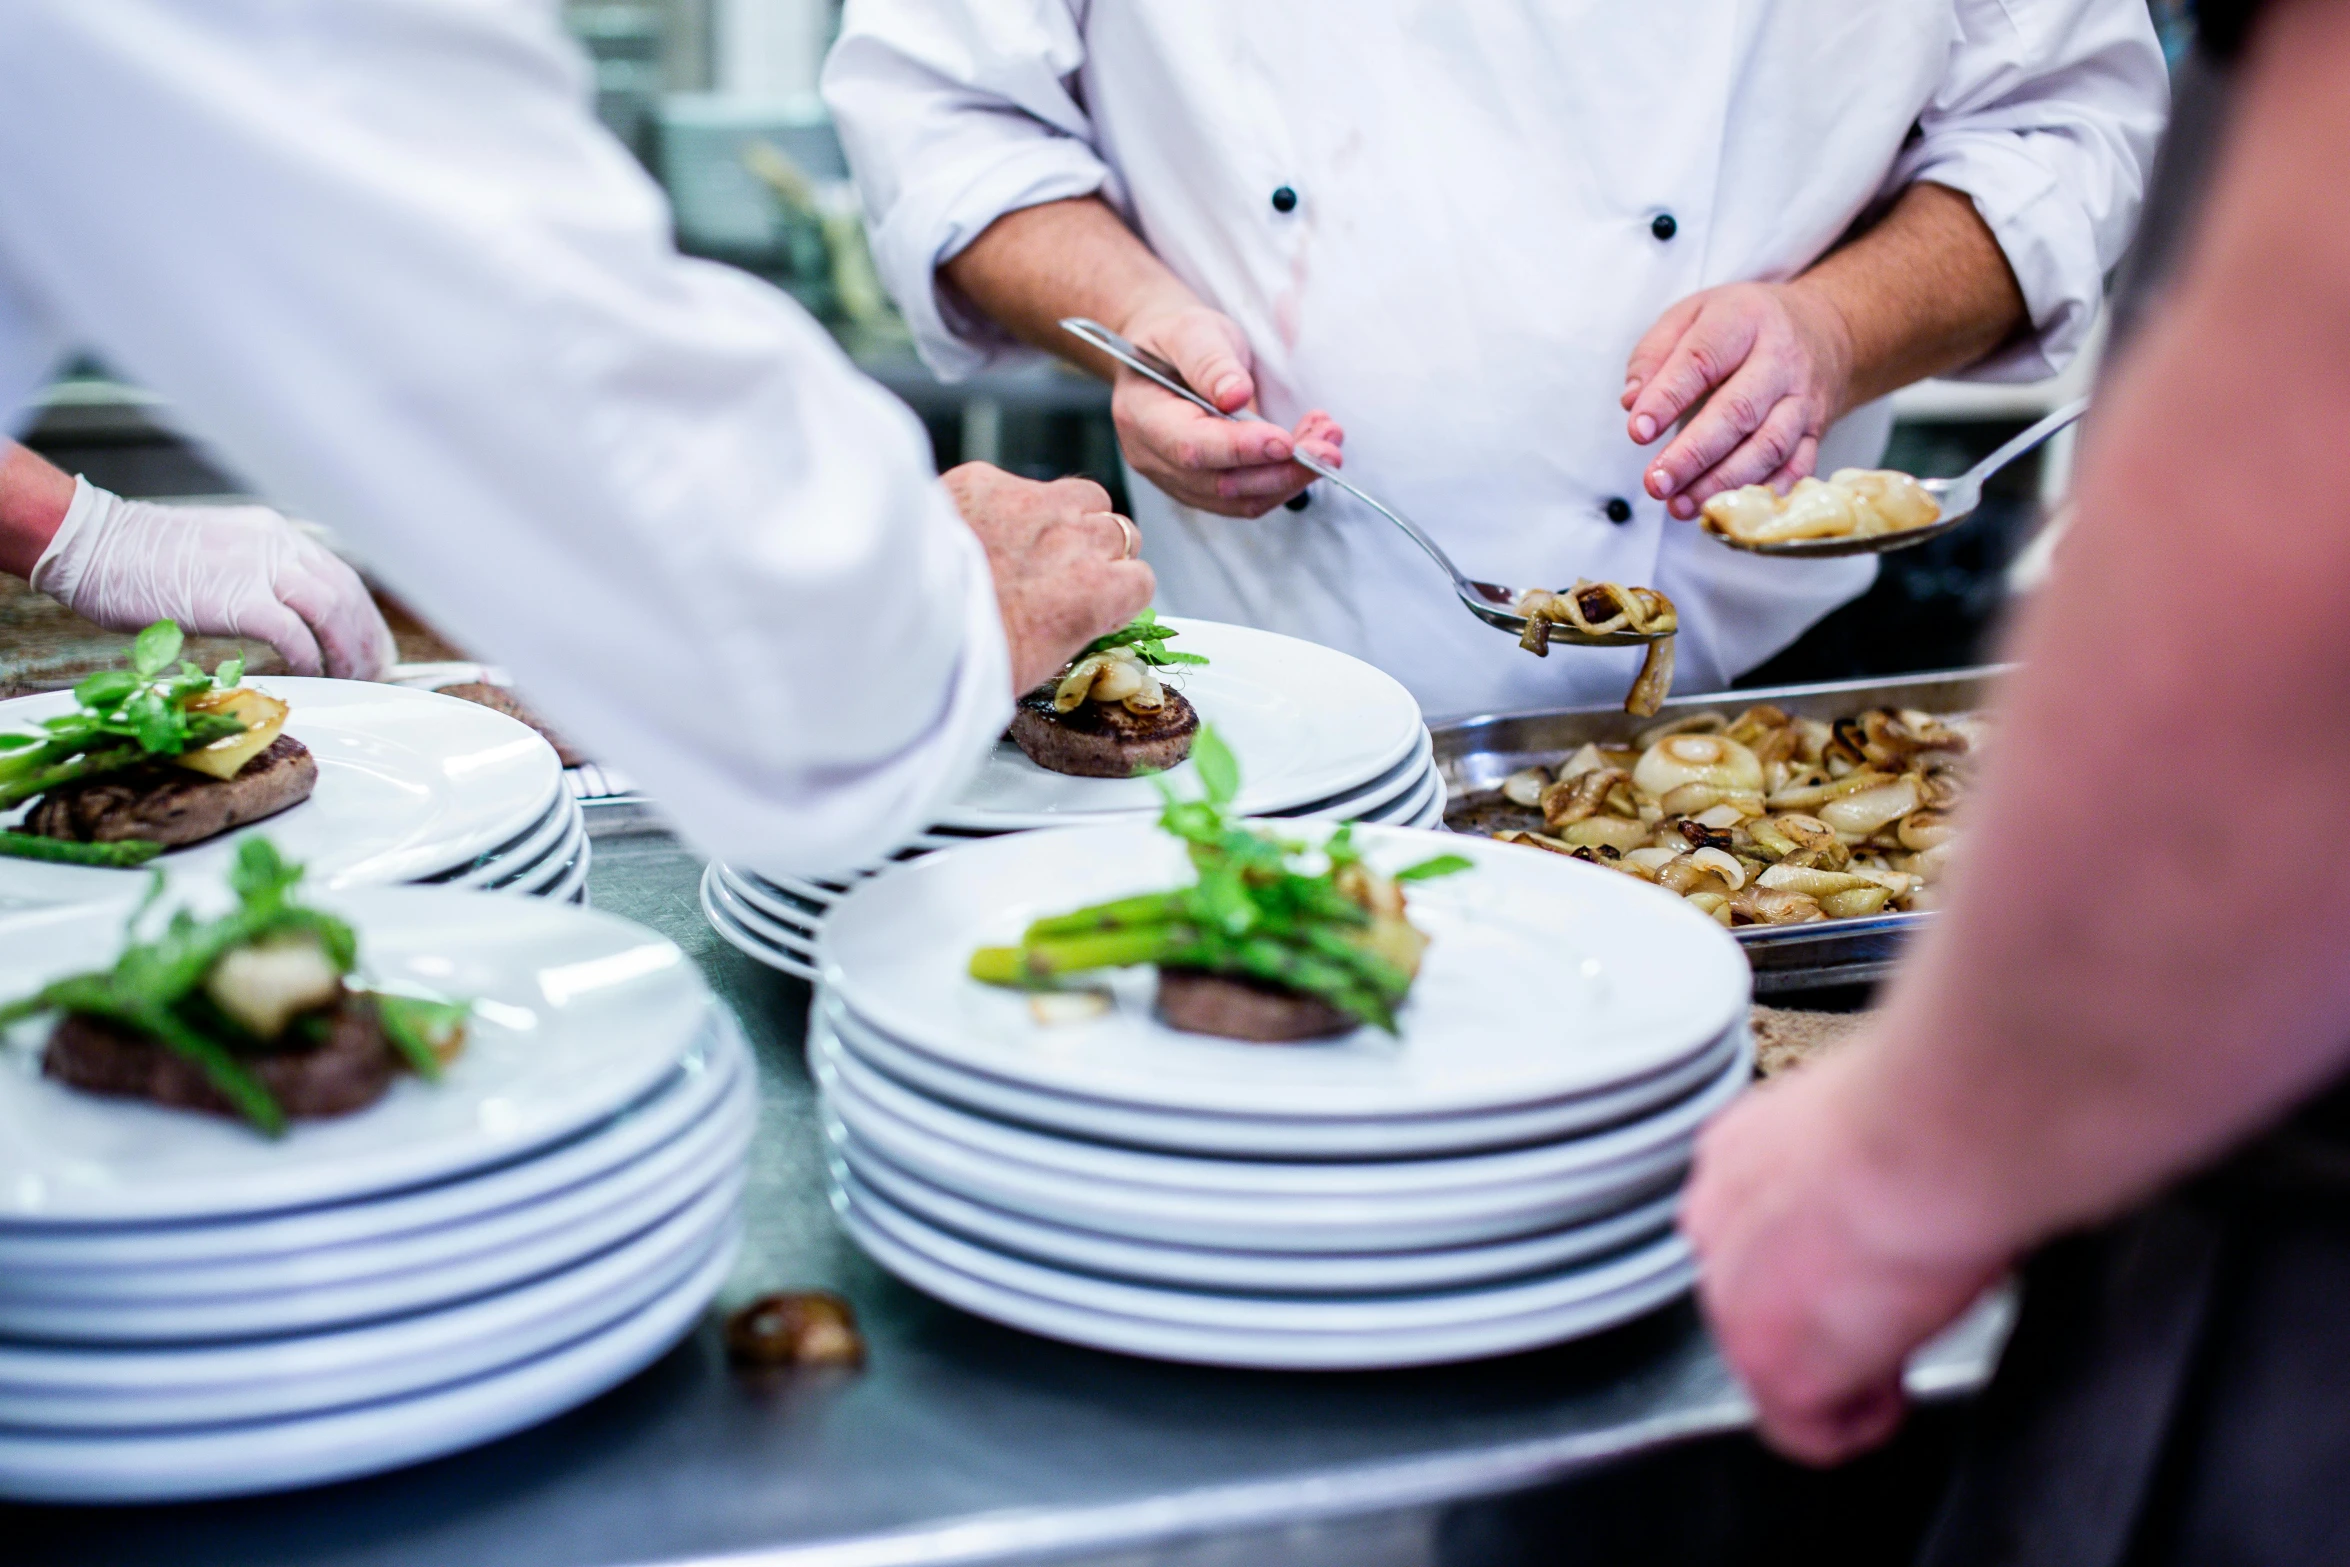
726,1291,866,1370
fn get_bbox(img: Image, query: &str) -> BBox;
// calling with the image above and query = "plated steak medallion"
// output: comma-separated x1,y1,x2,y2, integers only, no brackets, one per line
1009,610,1207,779
0,620,314,868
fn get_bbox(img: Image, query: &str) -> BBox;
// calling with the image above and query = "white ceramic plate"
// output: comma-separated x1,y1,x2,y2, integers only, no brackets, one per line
0,1068,752,1312
824,992,1744,1157
941,620,1423,830
839,1140,1681,1296
0,679,564,912
814,1018,1743,1200
0,1168,744,1427
518,832,593,903
821,824,1747,1121
445,794,574,890
0,886,711,1224
0,1016,741,1272
719,865,821,942
841,1166,1690,1333
0,1093,750,1342
836,1186,1690,1371
0,1223,740,1503
701,867,818,982
819,1050,1737,1253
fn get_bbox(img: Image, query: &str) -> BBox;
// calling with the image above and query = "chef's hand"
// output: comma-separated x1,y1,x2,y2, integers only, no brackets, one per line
1113,303,1343,518
1622,282,1856,520
29,479,396,679
944,464,1156,695
1680,1047,2011,1466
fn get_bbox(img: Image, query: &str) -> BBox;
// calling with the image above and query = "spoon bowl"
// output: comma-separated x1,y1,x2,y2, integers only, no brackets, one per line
1713,397,2088,559
1061,319,1668,646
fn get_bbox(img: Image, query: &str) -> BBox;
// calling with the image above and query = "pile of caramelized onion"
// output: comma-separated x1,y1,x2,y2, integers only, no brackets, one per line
1478,704,1975,927
1053,646,1169,714
1514,581,1679,717
1700,469,1941,546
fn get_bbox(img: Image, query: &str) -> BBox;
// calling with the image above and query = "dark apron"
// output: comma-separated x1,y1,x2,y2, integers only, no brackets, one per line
1916,1086,2350,1565
1914,20,2350,1560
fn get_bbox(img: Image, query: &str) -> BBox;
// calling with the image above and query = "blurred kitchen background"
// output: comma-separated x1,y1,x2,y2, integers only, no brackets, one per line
18,0,2190,694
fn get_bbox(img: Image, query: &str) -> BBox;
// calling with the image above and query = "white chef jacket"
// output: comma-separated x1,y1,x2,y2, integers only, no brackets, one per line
826,0,2166,720
0,0,1011,878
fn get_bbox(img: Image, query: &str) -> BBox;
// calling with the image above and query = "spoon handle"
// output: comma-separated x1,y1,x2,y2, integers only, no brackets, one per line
1057,319,1474,591
1961,396,2091,487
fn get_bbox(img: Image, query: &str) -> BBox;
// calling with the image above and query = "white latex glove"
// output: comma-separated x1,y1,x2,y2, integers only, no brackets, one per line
29,478,395,679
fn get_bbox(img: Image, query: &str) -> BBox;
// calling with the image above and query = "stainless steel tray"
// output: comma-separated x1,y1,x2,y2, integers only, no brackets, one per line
1432,667,2005,995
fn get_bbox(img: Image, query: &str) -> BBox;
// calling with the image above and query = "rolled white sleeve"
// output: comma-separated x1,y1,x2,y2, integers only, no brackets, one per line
0,0,1010,878
825,0,1114,381
1889,0,2169,381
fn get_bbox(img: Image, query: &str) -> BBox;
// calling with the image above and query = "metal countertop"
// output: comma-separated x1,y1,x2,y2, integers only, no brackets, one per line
3,822,2003,1567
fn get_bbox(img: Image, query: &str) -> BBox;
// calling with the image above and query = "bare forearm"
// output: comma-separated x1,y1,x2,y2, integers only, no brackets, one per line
1844,0,2350,1258
0,441,76,579
942,197,1205,383
1791,182,2029,413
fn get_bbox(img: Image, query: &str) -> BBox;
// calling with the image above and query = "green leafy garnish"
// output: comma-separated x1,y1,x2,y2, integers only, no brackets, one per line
0,837,444,1136
377,995,469,1083
0,621,250,813
1078,609,1210,669
969,725,1470,1032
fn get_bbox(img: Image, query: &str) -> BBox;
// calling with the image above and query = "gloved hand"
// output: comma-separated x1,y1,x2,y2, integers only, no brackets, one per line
30,478,396,680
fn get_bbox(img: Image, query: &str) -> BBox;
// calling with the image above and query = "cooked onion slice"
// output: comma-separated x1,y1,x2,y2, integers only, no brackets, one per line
176,688,288,780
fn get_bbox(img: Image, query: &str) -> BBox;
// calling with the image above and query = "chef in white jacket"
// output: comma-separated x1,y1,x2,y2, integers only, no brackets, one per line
0,1,1150,875
825,1,2167,719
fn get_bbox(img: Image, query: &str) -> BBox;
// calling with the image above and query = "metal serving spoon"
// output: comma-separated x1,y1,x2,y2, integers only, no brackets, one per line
1061,318,1666,646
1711,396,2090,559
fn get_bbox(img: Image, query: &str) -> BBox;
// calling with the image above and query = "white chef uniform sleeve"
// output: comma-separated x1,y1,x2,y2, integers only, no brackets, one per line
824,0,1114,381
0,0,1010,879
1887,0,2170,381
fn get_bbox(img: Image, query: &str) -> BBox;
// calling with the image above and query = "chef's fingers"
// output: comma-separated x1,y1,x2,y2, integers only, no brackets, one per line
277,542,396,680
228,593,329,677
1667,397,1814,519
1754,1374,1910,1468
1623,295,1709,412
1752,438,1821,500
1214,461,1319,504
1120,382,1296,470
1152,311,1258,414
1045,475,1115,517
1645,343,1803,503
1628,301,1762,449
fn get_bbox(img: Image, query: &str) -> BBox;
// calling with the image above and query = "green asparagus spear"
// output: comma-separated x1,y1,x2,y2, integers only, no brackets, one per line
0,832,165,869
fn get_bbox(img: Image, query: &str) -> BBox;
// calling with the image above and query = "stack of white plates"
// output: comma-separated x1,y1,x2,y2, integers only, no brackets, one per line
0,678,586,914
705,619,1438,981
809,824,1751,1370
0,887,750,1503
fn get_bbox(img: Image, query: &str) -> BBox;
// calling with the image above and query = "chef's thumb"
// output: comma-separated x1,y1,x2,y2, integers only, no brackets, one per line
1163,316,1255,414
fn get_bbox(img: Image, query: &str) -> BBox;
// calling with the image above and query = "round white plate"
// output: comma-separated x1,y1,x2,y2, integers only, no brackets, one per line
718,865,820,942
518,833,593,902
821,824,1748,1121
0,886,711,1224
815,1017,1744,1200
819,1048,1737,1253
701,867,818,982
2,1064,751,1308
941,620,1423,830
0,1092,751,1341
0,679,564,912
824,992,1743,1157
1364,765,1442,827
0,1223,740,1502
446,794,574,890
839,1140,1680,1296
841,1166,1690,1333
837,1186,1690,1371
0,1015,741,1272
1274,728,1436,824
0,1168,744,1427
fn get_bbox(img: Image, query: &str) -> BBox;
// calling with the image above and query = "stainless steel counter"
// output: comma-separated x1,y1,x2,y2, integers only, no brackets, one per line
3,819,2004,1567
